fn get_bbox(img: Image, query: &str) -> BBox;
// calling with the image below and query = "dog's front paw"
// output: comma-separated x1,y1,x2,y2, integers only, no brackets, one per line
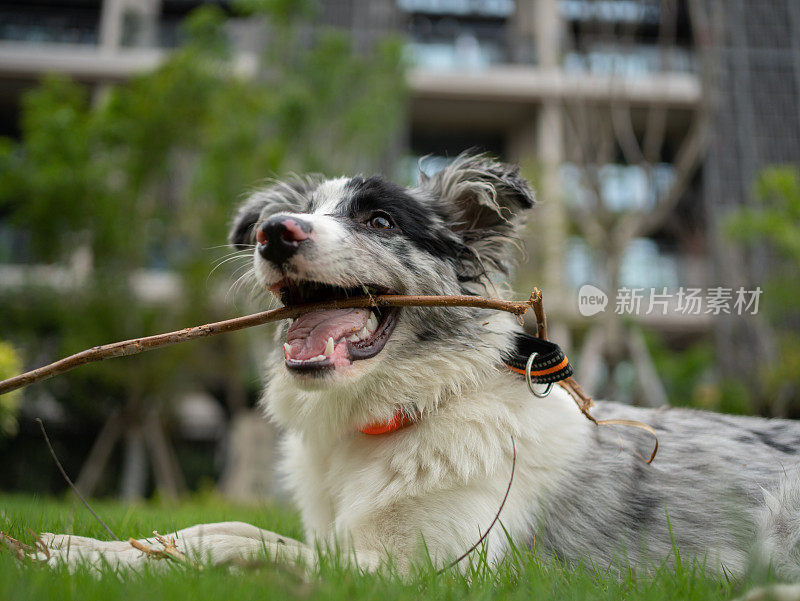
23,533,157,573
29,523,318,575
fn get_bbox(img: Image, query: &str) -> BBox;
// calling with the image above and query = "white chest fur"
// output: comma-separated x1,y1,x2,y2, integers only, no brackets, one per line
276,377,591,566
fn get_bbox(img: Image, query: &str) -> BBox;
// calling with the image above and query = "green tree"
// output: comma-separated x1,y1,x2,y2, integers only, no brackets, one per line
0,3,406,497
725,166,800,415
0,341,22,437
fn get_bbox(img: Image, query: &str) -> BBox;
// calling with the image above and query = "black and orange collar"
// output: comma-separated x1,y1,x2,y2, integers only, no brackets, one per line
502,333,574,384
359,334,574,435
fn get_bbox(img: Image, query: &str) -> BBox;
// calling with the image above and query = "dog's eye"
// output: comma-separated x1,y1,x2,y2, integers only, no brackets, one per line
367,213,394,230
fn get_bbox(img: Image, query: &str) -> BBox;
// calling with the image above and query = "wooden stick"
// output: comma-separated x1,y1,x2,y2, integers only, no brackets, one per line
530,290,657,463
0,294,531,396
528,288,595,415
1,532,35,559
529,288,548,341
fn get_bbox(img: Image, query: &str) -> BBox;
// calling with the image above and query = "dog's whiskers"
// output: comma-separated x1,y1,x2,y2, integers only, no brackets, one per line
203,243,255,251
226,268,257,302
351,273,377,305
208,254,253,279
228,262,255,285
205,254,254,292
210,248,254,266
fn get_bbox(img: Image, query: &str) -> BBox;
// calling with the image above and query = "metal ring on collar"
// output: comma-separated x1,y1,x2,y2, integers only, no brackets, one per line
525,351,554,398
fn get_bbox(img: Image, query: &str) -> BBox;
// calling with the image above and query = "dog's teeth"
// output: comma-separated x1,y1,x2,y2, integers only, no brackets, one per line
324,337,334,357
284,343,292,358
367,313,378,332
346,323,374,343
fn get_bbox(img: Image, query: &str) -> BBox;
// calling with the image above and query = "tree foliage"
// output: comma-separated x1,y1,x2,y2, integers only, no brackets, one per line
725,166,800,413
0,3,406,444
0,341,22,437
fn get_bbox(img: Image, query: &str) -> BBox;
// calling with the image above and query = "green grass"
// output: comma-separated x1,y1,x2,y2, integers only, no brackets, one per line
0,493,762,601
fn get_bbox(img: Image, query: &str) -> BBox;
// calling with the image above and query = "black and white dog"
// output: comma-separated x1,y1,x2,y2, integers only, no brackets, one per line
40,154,800,581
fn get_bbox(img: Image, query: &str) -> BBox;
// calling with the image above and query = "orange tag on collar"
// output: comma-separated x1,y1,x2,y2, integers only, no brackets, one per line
360,410,418,435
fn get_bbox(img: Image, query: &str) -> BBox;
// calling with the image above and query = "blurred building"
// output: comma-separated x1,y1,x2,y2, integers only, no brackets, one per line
0,0,798,354
2,0,799,495
700,0,800,386
0,0,704,317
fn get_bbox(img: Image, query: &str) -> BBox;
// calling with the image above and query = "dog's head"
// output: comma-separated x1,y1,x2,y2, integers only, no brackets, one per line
230,154,534,429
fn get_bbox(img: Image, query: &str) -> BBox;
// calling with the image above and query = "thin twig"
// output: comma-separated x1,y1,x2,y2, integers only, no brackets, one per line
1,531,35,559
529,288,547,341
152,531,192,566
530,289,594,414
530,291,657,463
1,294,531,396
35,418,119,541
129,532,195,567
559,376,596,418
129,538,162,557
437,436,515,574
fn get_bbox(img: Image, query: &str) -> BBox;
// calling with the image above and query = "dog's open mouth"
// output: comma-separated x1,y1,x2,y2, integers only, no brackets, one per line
275,280,400,373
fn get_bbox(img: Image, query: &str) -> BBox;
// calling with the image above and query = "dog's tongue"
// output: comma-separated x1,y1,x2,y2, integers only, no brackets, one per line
286,308,370,360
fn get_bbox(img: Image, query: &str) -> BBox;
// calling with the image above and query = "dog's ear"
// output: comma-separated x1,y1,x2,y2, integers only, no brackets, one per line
228,177,321,249
419,153,535,277
422,153,534,232
229,195,268,249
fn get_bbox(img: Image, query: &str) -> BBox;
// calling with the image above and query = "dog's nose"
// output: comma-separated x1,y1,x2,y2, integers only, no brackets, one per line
256,215,313,266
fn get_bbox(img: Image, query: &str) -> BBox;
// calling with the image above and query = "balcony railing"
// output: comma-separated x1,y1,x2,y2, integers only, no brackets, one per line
405,37,505,70
1,4,697,79
0,10,99,45
397,0,514,18
563,45,696,76
559,0,662,25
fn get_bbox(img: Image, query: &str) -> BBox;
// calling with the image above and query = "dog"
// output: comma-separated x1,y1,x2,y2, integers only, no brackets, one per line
36,154,800,582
